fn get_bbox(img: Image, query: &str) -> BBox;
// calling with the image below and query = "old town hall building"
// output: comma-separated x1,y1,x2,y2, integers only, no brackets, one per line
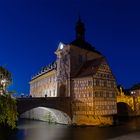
30,18,117,125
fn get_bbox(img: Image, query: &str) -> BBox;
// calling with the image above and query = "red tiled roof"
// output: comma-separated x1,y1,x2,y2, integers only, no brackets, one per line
70,39,101,54
75,57,105,78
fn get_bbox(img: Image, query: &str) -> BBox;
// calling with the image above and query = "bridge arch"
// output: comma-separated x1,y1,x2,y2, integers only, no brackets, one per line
117,102,134,117
20,107,71,124
17,97,72,119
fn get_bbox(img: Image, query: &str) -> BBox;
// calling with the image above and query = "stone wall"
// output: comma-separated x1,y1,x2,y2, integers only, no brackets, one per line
20,107,71,124
72,115,113,126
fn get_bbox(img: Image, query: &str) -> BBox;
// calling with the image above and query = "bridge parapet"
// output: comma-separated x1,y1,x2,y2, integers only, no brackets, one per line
16,97,72,118
117,95,140,116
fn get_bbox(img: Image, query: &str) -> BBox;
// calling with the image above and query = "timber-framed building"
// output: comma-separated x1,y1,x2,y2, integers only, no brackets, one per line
30,18,117,125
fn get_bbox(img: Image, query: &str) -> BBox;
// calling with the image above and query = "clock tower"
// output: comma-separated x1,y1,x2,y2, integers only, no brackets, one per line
55,42,71,97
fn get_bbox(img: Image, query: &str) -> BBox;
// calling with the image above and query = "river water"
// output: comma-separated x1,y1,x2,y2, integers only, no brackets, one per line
1,118,140,140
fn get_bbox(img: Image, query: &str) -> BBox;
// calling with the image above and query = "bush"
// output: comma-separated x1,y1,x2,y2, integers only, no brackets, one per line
0,94,17,129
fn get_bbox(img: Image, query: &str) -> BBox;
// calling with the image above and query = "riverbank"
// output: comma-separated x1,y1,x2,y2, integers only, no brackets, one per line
0,125,16,140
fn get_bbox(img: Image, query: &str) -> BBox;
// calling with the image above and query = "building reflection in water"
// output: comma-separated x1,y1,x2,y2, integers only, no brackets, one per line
2,118,140,140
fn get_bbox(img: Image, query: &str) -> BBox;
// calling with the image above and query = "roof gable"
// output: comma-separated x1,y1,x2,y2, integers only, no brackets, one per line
75,57,105,78
70,39,101,54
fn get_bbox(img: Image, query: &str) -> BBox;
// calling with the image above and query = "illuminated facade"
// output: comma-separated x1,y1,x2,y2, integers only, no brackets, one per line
71,58,117,125
130,83,140,96
30,18,117,125
30,62,57,97
117,84,140,116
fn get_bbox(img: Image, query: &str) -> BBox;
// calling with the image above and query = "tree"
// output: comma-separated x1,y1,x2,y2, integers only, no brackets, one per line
0,66,12,95
0,66,17,129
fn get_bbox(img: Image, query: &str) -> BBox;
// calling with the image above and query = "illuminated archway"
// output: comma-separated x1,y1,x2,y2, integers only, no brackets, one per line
20,107,71,124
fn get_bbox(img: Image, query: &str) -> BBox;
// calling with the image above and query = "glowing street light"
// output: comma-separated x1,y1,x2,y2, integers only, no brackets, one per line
0,66,12,95
0,78,8,95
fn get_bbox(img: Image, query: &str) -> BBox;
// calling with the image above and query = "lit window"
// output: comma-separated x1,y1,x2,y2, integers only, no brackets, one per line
88,81,92,86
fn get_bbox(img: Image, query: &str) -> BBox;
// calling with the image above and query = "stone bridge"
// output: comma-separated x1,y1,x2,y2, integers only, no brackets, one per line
16,97,72,124
117,95,140,117
16,95,140,124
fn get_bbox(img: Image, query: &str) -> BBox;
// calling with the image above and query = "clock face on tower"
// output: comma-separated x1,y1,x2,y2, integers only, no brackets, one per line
59,42,64,50
60,43,63,49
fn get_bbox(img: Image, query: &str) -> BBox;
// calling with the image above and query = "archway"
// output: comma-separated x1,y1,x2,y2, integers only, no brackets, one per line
117,102,133,117
20,107,71,125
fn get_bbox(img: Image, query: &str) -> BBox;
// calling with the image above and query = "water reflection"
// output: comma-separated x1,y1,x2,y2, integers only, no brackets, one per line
1,118,140,140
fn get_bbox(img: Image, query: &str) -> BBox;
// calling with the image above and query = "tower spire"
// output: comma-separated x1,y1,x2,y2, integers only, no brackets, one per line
75,16,85,40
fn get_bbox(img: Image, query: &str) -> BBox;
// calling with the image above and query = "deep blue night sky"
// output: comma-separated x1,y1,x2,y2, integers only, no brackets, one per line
0,0,140,95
